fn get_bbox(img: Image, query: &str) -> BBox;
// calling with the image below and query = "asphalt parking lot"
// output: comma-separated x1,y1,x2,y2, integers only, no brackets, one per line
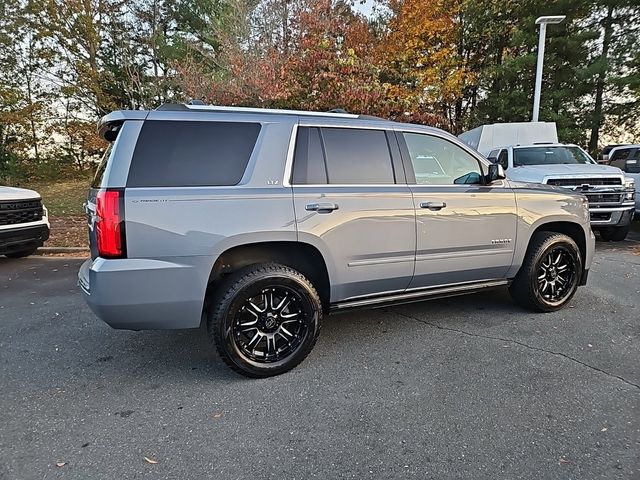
1,232,639,479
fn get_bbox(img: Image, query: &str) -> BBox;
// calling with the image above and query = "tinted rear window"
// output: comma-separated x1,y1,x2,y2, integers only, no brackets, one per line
292,127,396,184
127,121,260,187
610,148,633,161
322,128,395,184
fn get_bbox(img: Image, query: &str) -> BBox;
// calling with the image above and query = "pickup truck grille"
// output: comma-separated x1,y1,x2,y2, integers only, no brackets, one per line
546,178,622,186
585,193,623,204
0,199,44,226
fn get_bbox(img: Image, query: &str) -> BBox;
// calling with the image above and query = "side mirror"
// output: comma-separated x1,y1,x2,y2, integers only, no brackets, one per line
487,163,506,183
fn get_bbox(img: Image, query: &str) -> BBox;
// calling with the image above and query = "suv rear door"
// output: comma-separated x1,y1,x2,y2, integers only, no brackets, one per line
396,130,517,288
290,122,415,302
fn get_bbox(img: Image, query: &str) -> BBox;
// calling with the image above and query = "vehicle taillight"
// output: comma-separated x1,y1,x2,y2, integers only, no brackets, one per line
95,189,126,258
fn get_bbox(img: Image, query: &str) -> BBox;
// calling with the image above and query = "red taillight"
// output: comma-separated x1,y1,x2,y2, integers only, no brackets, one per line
95,189,125,258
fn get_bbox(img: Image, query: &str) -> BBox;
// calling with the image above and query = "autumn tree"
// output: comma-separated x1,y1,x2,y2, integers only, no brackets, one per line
177,0,386,114
377,0,471,130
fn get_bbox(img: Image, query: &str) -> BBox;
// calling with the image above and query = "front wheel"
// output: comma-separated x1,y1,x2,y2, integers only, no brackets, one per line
207,263,322,378
598,224,630,242
509,232,582,312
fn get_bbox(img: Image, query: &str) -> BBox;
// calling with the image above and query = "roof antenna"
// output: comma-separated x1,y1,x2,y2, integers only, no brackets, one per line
327,108,349,114
188,99,205,105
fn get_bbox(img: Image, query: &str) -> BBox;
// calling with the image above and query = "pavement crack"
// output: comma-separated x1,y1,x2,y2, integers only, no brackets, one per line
393,310,640,392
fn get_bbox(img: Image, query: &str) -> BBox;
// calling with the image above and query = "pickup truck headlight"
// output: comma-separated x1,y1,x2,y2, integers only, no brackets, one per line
624,177,636,201
624,177,636,200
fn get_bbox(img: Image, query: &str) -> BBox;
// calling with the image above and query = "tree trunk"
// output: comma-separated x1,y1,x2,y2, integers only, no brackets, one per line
588,5,614,155
25,35,40,163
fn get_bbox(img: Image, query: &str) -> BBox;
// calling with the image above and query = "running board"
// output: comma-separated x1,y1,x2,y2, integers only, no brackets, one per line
330,279,509,312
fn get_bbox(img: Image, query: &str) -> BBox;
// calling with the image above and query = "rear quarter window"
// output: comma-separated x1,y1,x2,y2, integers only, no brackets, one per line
92,142,115,188
127,121,261,187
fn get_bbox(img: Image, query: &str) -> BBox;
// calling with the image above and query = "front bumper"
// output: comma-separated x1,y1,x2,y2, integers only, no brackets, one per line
0,223,50,255
78,256,210,330
589,205,635,226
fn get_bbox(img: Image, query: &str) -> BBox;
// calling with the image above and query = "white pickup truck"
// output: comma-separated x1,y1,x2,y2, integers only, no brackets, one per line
0,186,49,258
460,123,636,241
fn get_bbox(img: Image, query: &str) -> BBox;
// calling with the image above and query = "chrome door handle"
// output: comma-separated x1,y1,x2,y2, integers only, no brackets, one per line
420,201,447,211
305,202,339,213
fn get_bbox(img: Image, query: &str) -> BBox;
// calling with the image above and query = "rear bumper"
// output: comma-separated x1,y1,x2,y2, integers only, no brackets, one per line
78,256,210,330
0,223,49,254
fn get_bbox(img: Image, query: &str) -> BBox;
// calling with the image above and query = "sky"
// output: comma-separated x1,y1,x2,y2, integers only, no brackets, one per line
354,0,375,17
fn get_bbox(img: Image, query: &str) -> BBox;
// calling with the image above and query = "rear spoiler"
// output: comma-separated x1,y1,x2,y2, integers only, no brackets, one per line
97,110,149,141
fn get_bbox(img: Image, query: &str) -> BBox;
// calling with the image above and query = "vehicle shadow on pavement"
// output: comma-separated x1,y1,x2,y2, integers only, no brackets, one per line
76,287,518,382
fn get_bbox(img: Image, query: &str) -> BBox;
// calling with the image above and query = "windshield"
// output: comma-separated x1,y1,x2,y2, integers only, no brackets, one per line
513,146,595,167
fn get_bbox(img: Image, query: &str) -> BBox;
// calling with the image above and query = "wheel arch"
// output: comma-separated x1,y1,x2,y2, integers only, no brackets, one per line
507,219,589,280
530,221,587,264
205,241,332,314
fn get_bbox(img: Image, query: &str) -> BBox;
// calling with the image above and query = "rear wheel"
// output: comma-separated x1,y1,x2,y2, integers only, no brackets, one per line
207,263,322,378
509,232,582,312
4,248,38,258
598,224,630,242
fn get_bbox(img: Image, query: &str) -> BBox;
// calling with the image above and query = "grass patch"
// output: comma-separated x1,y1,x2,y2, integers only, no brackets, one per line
24,177,92,217
13,176,92,247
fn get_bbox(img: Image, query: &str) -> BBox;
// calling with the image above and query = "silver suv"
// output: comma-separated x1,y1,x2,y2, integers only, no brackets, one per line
79,104,595,377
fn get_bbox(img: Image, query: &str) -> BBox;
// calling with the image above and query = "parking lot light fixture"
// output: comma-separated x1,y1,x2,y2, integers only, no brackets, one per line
532,15,566,122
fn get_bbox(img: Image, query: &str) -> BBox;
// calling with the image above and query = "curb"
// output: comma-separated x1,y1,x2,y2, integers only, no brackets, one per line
36,247,89,254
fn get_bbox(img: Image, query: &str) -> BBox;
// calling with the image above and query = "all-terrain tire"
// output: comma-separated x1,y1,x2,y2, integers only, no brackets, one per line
207,263,322,378
4,248,38,259
598,224,630,242
509,232,582,312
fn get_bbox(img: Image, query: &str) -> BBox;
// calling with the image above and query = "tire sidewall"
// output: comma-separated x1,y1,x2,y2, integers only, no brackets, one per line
5,248,37,258
599,224,630,242
214,272,321,377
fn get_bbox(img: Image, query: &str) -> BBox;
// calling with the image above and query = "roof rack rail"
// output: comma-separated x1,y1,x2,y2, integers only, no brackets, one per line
359,114,386,121
151,103,394,121
155,103,188,111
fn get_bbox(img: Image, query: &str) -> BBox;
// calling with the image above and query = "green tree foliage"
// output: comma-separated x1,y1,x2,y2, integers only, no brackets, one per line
466,0,597,144
1,0,639,183
585,0,640,152
0,0,234,181
0,0,53,179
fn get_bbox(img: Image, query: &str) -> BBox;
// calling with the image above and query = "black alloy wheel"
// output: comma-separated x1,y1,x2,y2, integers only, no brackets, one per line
208,263,322,377
233,286,310,364
535,246,577,305
509,232,582,312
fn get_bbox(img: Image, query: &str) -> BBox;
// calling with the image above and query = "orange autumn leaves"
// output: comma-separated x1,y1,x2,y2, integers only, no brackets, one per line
177,0,470,129
380,0,473,125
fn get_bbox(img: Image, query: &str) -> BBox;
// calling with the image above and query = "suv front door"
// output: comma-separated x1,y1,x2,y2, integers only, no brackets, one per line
397,130,517,289
290,124,416,302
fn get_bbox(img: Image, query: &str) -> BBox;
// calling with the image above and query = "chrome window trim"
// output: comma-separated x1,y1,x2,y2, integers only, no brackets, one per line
284,122,505,188
282,123,298,188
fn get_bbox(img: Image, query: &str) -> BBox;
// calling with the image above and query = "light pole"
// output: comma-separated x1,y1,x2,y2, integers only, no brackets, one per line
532,15,566,122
